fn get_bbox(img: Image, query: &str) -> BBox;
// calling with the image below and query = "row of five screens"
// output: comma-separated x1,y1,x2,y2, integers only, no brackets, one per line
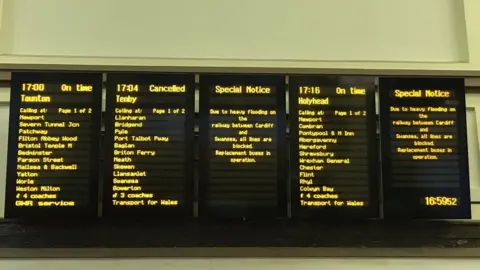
6,72,470,220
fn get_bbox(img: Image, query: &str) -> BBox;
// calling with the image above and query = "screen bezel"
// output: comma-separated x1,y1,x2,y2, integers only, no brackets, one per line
198,73,287,220
379,77,471,219
289,75,379,219
5,72,102,220
102,72,195,219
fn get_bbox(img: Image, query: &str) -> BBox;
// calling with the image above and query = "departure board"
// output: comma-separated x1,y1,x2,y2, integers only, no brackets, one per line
379,77,470,219
289,76,378,219
5,72,102,219
103,73,194,218
199,74,286,218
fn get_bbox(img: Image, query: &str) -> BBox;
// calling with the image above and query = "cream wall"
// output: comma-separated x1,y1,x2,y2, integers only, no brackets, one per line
0,0,469,62
465,93,480,203
0,0,480,74
1,258,480,270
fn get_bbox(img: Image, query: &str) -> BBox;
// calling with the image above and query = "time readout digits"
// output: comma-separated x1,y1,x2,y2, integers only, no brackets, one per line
424,196,458,206
111,83,186,207
15,82,93,208
297,85,369,209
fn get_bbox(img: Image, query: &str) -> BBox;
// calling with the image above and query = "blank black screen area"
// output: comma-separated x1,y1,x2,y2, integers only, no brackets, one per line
103,73,195,218
289,76,378,219
379,77,471,219
5,72,102,219
199,74,287,219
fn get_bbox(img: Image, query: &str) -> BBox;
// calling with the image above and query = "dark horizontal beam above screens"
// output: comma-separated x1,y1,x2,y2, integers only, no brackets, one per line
3,64,480,77
0,220,480,251
1,72,480,86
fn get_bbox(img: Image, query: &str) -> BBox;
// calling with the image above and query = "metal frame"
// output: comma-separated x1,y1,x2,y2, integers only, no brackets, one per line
1,247,480,258
466,95,480,202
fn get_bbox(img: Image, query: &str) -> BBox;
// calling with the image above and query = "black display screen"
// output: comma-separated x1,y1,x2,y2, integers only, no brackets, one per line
379,77,470,219
103,73,195,218
199,74,286,219
5,72,102,219
289,76,378,219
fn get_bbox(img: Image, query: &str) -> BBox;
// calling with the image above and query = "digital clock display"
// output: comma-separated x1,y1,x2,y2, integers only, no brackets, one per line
423,196,458,206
